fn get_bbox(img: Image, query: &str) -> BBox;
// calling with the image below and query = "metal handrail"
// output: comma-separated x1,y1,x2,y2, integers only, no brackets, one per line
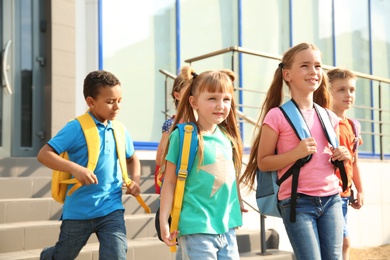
185,46,390,160
185,46,390,84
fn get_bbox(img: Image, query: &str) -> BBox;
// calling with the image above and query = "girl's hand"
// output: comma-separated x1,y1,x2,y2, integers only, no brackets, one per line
161,227,179,247
240,201,249,213
331,146,351,162
296,137,317,158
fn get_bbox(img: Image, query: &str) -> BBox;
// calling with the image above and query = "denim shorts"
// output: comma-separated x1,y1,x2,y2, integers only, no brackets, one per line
177,228,239,260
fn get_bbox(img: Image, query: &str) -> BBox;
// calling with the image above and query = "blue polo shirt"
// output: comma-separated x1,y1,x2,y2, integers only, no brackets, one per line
48,113,135,220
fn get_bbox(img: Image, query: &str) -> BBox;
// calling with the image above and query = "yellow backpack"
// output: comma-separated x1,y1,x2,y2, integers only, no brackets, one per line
51,112,150,213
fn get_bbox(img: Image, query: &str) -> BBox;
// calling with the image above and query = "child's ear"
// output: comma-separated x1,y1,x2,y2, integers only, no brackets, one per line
282,69,290,82
173,91,181,101
86,96,95,108
189,96,197,110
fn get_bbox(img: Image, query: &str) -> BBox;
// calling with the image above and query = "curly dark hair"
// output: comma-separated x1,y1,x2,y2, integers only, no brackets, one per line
83,70,121,99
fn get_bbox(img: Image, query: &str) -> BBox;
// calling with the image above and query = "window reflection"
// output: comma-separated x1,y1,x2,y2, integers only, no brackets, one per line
20,0,33,147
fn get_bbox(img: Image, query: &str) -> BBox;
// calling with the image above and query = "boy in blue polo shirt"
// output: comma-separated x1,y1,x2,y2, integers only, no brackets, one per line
37,70,141,260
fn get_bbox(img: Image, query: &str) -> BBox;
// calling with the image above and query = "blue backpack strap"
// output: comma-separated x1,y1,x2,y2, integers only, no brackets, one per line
278,99,312,222
280,99,311,140
175,122,198,176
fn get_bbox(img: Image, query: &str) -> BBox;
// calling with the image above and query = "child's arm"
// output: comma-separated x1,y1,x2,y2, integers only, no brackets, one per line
236,181,248,213
125,153,141,196
159,161,179,246
156,132,169,166
257,124,317,171
37,144,98,185
331,125,352,162
351,153,364,209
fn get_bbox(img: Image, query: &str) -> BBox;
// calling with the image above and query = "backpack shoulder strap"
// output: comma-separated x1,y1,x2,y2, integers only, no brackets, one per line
280,99,311,140
169,122,198,252
175,122,198,176
313,104,338,148
112,120,151,213
52,112,98,202
279,99,313,173
314,104,348,192
112,120,128,183
65,113,100,196
276,100,312,222
347,118,360,152
77,113,100,170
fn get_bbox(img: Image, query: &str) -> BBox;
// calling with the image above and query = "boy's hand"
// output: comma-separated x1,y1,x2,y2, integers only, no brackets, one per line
72,167,98,185
351,192,364,209
125,182,140,197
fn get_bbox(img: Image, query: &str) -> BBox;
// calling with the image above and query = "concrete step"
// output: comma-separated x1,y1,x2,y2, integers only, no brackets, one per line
0,238,176,260
0,194,159,224
0,158,51,178
0,175,157,199
239,249,295,259
0,214,158,254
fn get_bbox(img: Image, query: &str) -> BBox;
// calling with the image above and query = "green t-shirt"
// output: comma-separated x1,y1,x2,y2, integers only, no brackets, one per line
166,126,242,236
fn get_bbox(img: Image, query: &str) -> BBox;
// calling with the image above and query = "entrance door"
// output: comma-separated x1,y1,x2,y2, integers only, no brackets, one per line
1,0,46,157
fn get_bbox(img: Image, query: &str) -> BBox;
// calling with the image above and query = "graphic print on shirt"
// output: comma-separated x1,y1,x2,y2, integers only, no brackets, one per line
200,145,234,197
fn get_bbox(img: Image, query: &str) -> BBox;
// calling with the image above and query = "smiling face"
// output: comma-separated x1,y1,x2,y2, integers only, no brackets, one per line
86,84,122,124
283,49,323,96
330,77,356,115
190,91,232,133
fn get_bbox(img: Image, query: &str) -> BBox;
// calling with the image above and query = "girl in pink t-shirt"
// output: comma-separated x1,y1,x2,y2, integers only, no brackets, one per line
240,42,350,260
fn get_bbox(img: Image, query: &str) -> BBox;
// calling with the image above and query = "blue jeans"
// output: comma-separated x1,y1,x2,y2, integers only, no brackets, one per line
279,193,343,260
177,228,239,260
40,210,127,260
341,197,349,237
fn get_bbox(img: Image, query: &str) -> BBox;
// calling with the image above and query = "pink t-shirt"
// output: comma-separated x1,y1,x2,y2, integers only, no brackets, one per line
264,107,342,200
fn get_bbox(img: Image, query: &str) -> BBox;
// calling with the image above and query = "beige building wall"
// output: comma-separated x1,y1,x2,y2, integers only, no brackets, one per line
51,0,76,135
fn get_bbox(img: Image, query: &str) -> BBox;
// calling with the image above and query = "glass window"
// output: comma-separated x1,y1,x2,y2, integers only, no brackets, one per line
20,0,33,147
238,0,291,147
292,0,333,65
101,0,176,143
180,0,237,71
371,0,390,156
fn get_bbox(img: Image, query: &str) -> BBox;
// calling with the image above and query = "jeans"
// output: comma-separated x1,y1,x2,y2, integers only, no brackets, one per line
279,193,343,260
40,210,127,260
341,197,349,237
177,228,239,260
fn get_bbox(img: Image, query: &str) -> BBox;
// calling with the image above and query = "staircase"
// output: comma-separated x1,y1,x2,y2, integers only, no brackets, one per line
0,156,294,259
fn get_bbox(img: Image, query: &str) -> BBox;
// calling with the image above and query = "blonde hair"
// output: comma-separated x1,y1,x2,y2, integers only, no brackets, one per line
327,68,356,86
240,42,331,191
171,67,189,108
167,66,243,175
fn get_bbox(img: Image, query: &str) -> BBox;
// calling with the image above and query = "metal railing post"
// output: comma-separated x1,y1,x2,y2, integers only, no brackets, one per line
260,214,269,255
